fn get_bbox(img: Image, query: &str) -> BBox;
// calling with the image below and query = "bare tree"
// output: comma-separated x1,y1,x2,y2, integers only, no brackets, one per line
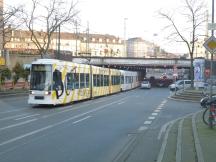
159,0,206,88
0,4,23,50
22,0,79,58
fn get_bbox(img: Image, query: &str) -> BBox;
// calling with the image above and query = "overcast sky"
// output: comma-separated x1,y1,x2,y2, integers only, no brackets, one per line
6,0,210,54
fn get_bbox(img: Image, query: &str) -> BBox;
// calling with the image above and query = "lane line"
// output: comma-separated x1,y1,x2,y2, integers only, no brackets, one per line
0,125,53,147
138,126,148,132
0,113,29,121
152,113,158,116
73,116,91,124
0,119,37,132
0,108,29,114
176,119,184,162
157,122,171,140
117,101,125,105
148,116,155,120
157,121,174,162
0,97,128,147
15,114,40,121
154,110,160,113
144,121,152,125
42,96,128,119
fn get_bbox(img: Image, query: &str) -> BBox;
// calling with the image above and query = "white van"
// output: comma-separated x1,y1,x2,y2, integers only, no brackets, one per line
169,80,191,91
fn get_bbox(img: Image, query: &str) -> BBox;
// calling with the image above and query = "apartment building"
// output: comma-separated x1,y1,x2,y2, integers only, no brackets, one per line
5,29,125,57
0,0,3,54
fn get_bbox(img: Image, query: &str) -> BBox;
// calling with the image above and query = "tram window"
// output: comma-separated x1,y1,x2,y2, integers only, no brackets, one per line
117,76,120,84
80,73,85,88
97,75,101,87
111,76,114,85
85,74,89,88
112,76,117,85
104,75,108,86
53,70,63,91
66,73,74,90
74,73,79,89
100,75,104,86
93,74,97,86
121,76,124,84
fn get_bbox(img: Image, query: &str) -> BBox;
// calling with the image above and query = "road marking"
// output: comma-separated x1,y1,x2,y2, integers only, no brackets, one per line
15,114,40,120
154,109,160,113
162,100,167,104
0,125,53,147
0,108,29,114
157,122,174,162
0,119,37,131
138,126,148,132
144,121,152,125
0,97,129,147
148,116,155,120
117,101,125,105
158,105,163,108
73,116,91,124
157,107,163,110
157,122,172,140
42,96,128,119
152,113,158,116
0,113,29,121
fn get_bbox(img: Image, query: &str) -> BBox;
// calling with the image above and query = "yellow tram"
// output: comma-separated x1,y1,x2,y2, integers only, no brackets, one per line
28,59,139,105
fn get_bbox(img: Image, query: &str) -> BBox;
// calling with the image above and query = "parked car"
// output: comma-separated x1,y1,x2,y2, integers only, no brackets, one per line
169,80,191,91
141,80,151,89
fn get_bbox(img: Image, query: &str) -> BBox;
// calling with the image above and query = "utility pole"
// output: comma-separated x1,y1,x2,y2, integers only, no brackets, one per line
75,20,78,56
210,0,214,100
124,18,128,57
58,25,61,59
86,21,89,57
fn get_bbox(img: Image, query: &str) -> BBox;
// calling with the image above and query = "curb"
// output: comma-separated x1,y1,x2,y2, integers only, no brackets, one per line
192,112,204,162
167,96,200,103
0,91,28,97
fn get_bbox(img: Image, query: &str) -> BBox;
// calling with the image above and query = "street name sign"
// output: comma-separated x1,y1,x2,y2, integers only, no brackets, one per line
208,23,216,30
203,36,216,54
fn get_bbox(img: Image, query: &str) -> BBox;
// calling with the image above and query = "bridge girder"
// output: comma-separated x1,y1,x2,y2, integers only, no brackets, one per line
71,56,191,70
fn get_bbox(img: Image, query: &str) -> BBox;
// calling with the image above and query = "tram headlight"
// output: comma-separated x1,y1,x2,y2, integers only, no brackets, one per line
44,91,51,95
29,91,35,95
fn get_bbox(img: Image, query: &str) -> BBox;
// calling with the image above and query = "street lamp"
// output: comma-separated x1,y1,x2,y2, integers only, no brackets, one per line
124,18,128,57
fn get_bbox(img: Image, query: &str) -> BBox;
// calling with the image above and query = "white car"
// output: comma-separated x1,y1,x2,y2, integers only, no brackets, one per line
169,80,191,91
141,81,151,89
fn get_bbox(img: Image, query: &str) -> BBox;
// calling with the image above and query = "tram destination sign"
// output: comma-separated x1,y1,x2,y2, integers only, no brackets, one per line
203,36,216,54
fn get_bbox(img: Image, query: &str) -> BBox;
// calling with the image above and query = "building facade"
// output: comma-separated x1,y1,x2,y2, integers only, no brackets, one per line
127,37,153,58
5,29,125,57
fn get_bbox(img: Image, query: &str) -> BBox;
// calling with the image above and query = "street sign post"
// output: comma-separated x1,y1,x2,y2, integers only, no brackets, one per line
208,23,216,30
203,35,216,54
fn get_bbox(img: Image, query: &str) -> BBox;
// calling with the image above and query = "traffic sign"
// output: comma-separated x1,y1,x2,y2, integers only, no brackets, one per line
208,23,216,30
203,36,216,54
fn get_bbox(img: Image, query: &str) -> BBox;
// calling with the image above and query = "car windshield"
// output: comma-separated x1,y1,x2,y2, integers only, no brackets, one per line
175,80,183,85
30,64,52,91
142,81,149,84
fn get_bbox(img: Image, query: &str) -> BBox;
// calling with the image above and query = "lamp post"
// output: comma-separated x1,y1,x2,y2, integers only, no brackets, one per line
210,0,214,100
124,18,128,57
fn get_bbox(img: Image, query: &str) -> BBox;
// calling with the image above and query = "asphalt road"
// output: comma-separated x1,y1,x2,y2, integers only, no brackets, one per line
0,88,200,162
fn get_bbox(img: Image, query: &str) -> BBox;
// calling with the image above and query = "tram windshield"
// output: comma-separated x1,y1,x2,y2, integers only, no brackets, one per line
30,64,52,91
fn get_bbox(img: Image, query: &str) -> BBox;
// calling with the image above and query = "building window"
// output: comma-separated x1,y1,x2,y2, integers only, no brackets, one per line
92,38,95,42
99,38,102,42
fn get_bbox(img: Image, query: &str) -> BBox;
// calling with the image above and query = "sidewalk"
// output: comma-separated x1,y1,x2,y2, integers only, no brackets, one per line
0,88,29,97
115,110,216,162
157,111,216,162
